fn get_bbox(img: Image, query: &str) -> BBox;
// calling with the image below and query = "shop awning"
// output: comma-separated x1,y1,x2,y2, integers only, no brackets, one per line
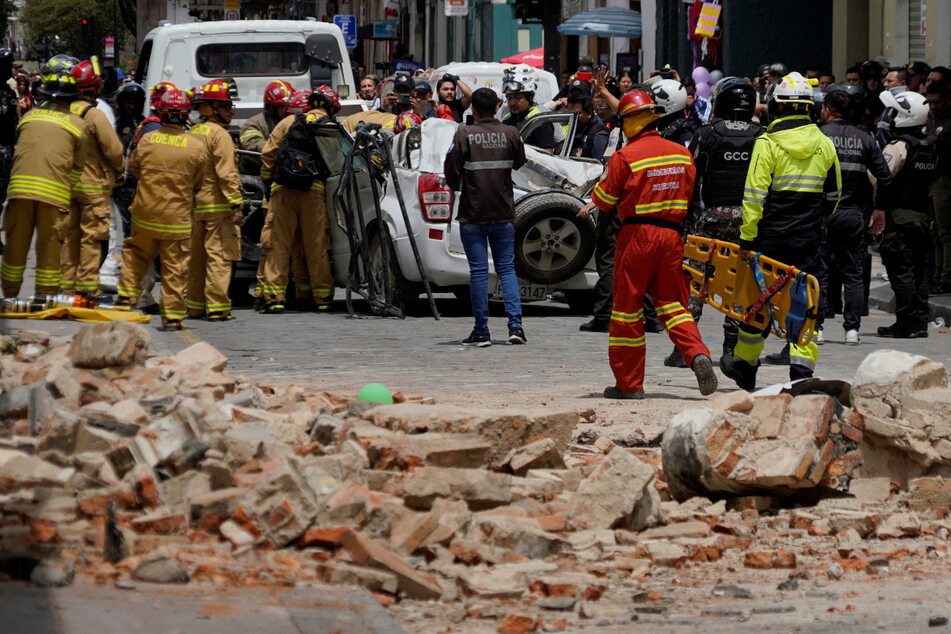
557,7,642,38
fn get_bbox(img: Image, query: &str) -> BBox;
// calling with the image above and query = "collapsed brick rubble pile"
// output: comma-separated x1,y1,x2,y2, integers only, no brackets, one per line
1,323,951,632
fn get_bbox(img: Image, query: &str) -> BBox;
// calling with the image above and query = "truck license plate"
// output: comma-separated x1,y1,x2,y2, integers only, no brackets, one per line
492,278,548,302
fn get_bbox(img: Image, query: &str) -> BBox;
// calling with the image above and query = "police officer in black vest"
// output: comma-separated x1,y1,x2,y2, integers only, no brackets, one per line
663,77,764,367
817,85,892,346
871,90,941,338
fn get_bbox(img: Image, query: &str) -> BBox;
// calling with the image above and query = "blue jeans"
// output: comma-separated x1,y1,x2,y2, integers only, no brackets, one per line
460,221,522,332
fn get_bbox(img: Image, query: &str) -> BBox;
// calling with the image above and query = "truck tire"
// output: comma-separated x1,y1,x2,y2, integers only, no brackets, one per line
513,192,595,285
369,225,421,313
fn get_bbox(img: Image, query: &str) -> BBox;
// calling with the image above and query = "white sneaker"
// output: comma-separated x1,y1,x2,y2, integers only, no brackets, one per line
845,329,860,345
816,329,825,345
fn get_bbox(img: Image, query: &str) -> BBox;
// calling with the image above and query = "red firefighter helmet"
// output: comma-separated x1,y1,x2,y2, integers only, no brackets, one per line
286,90,311,114
70,60,101,93
195,78,234,104
149,81,177,108
310,85,340,113
393,112,422,134
264,80,294,105
156,89,191,116
617,89,662,119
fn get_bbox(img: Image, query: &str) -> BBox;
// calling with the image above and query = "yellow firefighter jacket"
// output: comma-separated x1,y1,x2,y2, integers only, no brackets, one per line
69,98,124,195
189,118,243,216
128,124,207,239
8,100,88,209
238,111,279,175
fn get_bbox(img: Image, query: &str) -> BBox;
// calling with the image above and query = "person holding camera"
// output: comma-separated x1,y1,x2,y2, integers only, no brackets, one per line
379,73,436,120
436,73,473,123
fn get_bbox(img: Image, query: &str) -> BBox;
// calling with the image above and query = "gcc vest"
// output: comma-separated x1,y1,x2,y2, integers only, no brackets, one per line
700,119,762,207
893,133,940,213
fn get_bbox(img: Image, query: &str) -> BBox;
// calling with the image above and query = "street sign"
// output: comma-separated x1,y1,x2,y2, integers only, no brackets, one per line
104,36,115,58
446,0,468,17
224,8,239,20
334,14,357,49
372,21,397,39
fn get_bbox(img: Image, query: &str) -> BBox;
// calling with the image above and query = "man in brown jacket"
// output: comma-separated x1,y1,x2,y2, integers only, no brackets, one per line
444,87,527,347
1,68,87,297
60,60,124,299
186,79,244,321
115,89,207,329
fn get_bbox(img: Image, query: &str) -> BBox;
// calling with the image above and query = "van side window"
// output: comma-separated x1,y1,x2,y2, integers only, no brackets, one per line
136,40,153,84
196,42,307,77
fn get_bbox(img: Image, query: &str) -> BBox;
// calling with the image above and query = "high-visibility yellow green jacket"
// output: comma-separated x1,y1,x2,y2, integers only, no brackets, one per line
739,115,841,249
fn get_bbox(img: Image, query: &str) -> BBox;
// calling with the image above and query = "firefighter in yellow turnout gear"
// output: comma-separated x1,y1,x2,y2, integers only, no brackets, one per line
114,89,207,329
186,79,244,321
1,66,88,297
258,87,337,313
60,60,124,298
719,72,842,391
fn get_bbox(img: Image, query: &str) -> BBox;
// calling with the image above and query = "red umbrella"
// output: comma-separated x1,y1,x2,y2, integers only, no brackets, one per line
500,47,544,68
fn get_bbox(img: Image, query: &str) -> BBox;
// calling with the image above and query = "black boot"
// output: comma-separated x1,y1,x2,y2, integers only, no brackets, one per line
579,318,610,332
719,354,758,392
765,343,790,365
692,354,718,395
721,327,738,362
663,347,688,368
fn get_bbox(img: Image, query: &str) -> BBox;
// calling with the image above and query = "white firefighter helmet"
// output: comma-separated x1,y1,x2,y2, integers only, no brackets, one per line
651,79,688,116
766,71,814,105
879,89,929,128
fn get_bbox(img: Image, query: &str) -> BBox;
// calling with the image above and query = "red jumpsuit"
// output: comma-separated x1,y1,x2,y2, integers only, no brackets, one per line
591,129,710,393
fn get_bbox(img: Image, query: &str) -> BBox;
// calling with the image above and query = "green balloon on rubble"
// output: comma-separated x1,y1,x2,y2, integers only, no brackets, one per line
358,382,393,404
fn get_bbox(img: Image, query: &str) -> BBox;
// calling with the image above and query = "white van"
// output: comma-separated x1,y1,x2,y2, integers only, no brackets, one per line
429,62,560,106
135,20,357,127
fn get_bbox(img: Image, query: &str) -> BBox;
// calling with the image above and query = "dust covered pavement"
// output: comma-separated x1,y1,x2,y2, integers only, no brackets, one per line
2,323,951,632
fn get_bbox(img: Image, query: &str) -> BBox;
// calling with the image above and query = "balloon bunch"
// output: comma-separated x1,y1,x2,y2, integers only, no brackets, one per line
691,66,724,99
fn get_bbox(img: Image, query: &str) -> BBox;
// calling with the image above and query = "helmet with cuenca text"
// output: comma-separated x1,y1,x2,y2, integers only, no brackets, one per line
156,88,191,125
879,89,929,129
617,89,662,139
309,85,340,116
393,112,422,134
149,81,177,108
766,71,814,119
70,60,101,95
286,89,312,115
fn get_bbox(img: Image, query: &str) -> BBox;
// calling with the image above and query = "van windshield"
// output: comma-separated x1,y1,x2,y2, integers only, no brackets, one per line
196,42,307,77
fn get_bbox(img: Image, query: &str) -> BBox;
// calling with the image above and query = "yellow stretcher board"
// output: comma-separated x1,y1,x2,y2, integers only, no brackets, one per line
0,306,151,324
682,235,820,347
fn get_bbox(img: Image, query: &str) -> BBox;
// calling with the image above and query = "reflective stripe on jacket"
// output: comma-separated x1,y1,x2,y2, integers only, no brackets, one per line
740,115,842,249
70,98,124,194
9,101,88,208
128,124,207,239
591,129,696,225
190,119,243,215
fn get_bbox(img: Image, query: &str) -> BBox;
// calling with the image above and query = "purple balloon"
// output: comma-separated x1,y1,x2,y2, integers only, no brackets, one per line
692,66,710,84
695,81,712,99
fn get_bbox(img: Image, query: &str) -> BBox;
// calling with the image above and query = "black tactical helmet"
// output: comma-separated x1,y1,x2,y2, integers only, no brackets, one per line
38,69,79,101
711,76,756,121
859,60,884,81
115,81,146,114
824,83,867,123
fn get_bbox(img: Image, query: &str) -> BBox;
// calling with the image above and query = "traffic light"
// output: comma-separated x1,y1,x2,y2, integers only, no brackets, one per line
514,0,545,23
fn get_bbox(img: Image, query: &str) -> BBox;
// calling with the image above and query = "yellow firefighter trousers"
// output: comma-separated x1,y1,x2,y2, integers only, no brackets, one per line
255,203,311,299
60,192,111,295
1,199,69,296
116,227,190,326
261,186,333,305
186,213,241,317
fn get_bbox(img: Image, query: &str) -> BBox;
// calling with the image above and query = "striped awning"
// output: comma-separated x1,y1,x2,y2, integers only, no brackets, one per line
557,7,642,38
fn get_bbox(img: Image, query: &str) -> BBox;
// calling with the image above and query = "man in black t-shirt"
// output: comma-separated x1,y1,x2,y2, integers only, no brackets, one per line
436,73,473,123
379,72,436,120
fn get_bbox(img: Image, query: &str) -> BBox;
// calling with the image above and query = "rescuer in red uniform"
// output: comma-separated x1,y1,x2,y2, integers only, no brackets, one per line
580,89,718,399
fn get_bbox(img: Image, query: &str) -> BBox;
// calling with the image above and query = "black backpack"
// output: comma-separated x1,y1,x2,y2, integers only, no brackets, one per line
273,113,337,191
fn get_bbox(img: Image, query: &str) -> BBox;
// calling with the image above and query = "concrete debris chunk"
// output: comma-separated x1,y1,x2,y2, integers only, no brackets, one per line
402,467,513,511
566,448,659,531
68,322,150,368
661,391,859,501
